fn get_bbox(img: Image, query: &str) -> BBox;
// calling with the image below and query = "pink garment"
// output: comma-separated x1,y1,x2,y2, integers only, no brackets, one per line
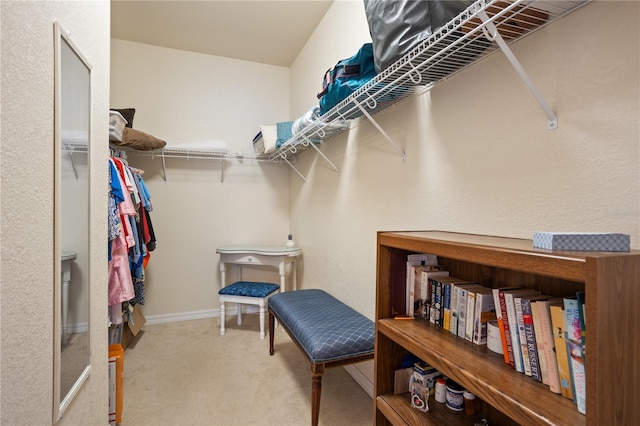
108,224,135,306
107,158,137,307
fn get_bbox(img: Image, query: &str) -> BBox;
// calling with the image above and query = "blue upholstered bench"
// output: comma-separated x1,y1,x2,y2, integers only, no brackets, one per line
268,289,374,426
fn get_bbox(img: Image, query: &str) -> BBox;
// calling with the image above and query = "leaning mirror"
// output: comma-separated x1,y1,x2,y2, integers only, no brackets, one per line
54,21,91,421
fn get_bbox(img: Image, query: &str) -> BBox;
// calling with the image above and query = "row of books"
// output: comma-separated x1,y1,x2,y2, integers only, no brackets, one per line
404,254,587,415
405,255,496,345
494,287,586,414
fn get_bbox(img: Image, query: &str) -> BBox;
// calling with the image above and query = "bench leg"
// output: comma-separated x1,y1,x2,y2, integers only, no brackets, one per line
311,371,322,426
268,310,275,355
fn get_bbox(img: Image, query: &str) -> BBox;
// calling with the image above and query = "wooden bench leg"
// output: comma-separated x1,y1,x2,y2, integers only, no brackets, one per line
268,310,275,355
311,364,324,426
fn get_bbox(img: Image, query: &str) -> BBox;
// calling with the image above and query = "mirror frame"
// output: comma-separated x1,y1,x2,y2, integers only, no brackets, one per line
53,21,92,422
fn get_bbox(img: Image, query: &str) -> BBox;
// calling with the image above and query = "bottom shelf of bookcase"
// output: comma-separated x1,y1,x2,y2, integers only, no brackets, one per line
376,318,584,426
377,393,482,426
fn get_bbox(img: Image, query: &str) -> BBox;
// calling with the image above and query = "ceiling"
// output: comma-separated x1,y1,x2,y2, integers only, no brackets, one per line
111,1,334,67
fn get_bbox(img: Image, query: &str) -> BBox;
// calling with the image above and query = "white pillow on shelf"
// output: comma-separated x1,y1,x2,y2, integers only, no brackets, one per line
260,125,277,154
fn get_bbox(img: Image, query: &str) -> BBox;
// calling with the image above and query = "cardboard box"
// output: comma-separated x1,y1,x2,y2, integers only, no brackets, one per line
394,367,413,395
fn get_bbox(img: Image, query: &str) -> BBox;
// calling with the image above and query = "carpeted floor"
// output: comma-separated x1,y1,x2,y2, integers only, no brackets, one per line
121,314,373,426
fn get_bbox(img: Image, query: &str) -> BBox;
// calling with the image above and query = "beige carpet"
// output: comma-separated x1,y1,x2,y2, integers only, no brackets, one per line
122,314,373,426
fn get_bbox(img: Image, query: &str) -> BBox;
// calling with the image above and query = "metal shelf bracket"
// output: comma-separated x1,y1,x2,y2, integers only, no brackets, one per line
478,10,558,130
353,99,406,162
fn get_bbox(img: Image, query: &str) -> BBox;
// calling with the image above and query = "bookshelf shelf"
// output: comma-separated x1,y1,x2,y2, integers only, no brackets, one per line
374,231,640,426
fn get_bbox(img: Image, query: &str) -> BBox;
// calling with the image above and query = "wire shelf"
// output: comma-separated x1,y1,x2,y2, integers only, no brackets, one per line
268,0,589,163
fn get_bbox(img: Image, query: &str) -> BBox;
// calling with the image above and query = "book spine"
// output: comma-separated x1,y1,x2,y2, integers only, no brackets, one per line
457,288,468,338
420,272,429,320
537,302,561,394
450,285,459,334
465,290,476,342
492,288,509,364
576,291,586,353
550,304,573,400
504,293,522,370
433,280,443,326
442,282,451,330
499,291,514,366
531,301,549,385
521,298,542,382
515,297,532,376
473,290,494,345
564,298,586,414
430,279,437,324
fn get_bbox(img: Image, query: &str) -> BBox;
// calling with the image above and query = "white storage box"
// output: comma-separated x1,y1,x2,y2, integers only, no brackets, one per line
109,110,128,142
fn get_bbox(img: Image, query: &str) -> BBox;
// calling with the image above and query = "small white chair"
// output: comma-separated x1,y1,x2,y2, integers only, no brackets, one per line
218,281,280,339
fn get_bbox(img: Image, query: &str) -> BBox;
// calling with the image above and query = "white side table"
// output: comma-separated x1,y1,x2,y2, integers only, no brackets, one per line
216,245,302,292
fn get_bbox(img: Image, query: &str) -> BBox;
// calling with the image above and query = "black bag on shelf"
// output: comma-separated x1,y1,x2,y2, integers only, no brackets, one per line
363,0,474,72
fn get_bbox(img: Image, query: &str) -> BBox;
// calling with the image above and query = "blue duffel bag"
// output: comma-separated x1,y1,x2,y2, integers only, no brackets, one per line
317,43,377,116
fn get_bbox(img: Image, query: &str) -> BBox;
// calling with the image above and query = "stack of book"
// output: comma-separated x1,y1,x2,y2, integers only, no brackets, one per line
493,286,586,414
404,253,587,415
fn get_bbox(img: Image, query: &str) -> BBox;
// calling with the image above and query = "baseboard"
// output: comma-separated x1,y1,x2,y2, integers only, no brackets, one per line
343,364,374,399
145,306,260,325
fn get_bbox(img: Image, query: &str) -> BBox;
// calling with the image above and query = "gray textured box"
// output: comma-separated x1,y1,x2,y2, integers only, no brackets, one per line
533,232,630,252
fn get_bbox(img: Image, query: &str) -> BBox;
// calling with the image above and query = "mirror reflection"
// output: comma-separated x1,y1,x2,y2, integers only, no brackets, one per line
55,22,91,421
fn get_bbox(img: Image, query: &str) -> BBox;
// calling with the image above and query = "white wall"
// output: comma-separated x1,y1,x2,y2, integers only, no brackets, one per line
0,1,110,424
110,40,292,319
288,1,639,386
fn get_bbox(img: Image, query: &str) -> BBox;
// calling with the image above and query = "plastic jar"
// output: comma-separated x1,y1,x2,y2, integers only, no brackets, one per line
434,378,446,403
445,379,464,411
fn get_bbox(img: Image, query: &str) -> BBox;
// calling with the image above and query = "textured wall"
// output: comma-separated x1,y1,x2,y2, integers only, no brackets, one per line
288,0,639,385
0,1,110,424
110,40,292,319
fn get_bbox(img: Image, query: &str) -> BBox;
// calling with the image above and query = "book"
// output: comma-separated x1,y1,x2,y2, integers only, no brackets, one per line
442,281,451,329
458,284,484,339
549,303,573,400
515,294,550,377
503,288,541,370
464,284,489,342
473,286,496,345
533,298,563,394
409,266,445,318
533,231,630,252
465,288,477,342
405,255,438,315
492,287,521,364
576,291,586,360
519,294,552,381
430,278,443,326
432,277,472,332
418,270,449,320
564,297,586,414
451,282,478,335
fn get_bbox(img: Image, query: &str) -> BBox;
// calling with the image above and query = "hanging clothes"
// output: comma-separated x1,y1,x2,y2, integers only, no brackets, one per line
107,155,158,324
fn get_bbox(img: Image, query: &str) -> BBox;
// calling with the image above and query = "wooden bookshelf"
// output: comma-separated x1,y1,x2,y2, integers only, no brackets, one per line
374,231,640,426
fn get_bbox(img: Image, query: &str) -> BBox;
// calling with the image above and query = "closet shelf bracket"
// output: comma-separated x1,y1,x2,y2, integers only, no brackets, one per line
354,99,406,162
304,134,340,174
478,10,558,130
280,155,307,183
160,152,227,184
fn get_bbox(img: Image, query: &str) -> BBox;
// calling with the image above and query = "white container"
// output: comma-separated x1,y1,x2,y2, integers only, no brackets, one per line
109,110,128,142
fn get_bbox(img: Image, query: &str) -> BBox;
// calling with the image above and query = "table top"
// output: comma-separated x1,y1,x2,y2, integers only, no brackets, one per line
62,252,77,261
216,245,302,256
